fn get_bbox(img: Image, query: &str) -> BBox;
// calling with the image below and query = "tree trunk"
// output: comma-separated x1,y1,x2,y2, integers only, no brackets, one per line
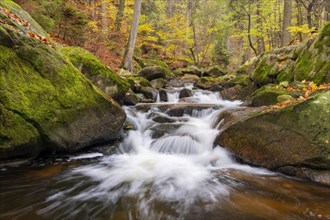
101,1,108,34
326,0,330,21
295,0,303,42
115,0,125,32
247,11,257,56
122,0,141,72
281,0,292,46
307,3,313,29
256,2,264,55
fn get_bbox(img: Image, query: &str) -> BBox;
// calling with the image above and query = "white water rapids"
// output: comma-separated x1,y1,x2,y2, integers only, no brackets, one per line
37,87,275,219
1,86,330,220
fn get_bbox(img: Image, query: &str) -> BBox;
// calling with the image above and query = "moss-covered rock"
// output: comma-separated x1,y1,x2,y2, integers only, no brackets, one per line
175,66,203,77
0,8,126,160
248,24,330,87
195,75,235,90
60,46,129,103
137,66,166,81
250,85,303,106
204,65,226,77
134,57,174,78
0,0,48,38
127,76,152,93
294,26,330,84
227,74,252,87
216,90,330,184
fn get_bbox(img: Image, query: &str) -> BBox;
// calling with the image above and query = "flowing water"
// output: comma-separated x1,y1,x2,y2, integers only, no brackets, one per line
1,86,330,220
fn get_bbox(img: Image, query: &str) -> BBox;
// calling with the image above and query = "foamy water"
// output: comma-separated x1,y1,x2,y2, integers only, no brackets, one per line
42,88,274,216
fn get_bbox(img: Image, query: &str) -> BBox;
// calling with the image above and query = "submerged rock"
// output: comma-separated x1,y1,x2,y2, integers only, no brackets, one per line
216,90,330,184
0,4,126,160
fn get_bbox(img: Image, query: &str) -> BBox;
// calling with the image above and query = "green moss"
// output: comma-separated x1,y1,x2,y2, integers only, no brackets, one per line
61,46,129,102
135,57,174,78
228,74,251,86
0,104,40,149
294,46,328,84
251,86,289,106
0,24,117,137
127,76,152,91
252,58,273,86
0,0,49,38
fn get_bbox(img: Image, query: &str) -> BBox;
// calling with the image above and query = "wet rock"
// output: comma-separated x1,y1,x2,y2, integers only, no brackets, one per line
140,86,158,101
216,90,330,184
149,123,183,139
165,104,222,117
179,88,192,99
123,89,140,106
151,113,176,123
159,89,168,102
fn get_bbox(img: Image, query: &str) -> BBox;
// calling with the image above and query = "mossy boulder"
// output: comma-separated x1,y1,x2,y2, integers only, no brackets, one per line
216,90,330,184
0,0,48,38
60,46,129,103
227,74,252,87
134,57,174,78
0,11,126,160
204,65,227,77
137,66,166,81
294,25,330,84
127,76,152,92
175,66,203,77
250,85,303,107
195,75,235,90
249,24,330,87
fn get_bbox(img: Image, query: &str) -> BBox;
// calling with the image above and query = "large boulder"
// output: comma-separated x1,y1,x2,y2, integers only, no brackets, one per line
204,65,227,77
134,57,174,78
61,46,130,103
250,85,303,107
250,23,330,86
137,66,166,81
0,3,126,160
216,90,330,184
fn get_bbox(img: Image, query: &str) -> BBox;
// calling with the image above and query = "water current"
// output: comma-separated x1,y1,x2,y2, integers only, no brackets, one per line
0,85,330,220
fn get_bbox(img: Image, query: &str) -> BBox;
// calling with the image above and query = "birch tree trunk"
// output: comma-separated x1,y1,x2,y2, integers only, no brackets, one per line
122,0,141,72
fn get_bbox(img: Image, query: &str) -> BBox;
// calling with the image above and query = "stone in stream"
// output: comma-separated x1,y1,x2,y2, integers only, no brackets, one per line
123,89,141,106
216,90,330,185
136,103,222,116
151,113,177,123
158,89,168,102
179,88,193,99
140,86,158,101
149,123,184,139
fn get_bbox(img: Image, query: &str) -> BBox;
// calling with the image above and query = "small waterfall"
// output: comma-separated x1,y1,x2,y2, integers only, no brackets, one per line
39,87,277,219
